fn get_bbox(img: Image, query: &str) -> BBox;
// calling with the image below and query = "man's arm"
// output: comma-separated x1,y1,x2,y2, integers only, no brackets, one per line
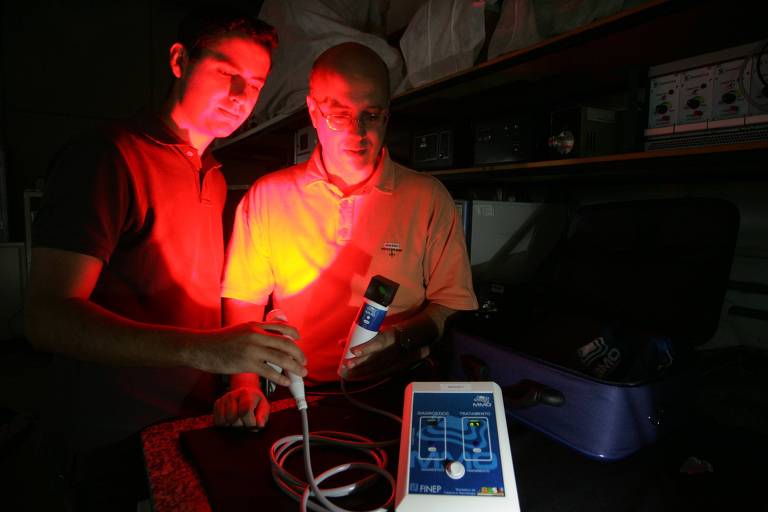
222,298,266,389
213,298,272,428
24,247,305,384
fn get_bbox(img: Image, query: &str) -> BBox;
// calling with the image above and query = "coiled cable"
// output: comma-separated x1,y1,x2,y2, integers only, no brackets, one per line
269,379,401,512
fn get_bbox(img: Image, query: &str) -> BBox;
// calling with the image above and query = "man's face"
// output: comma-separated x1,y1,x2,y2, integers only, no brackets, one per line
176,35,270,139
308,72,389,176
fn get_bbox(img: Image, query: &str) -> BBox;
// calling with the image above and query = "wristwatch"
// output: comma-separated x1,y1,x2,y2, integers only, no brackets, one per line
394,324,417,353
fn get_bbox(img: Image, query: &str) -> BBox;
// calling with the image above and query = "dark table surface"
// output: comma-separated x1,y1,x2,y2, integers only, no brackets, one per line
143,349,768,512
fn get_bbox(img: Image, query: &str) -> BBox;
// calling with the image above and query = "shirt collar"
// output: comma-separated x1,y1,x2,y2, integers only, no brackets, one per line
300,146,395,195
132,112,188,147
131,112,221,169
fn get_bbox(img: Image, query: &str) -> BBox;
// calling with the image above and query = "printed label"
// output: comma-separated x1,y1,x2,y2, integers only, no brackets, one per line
678,66,714,125
356,302,387,332
713,59,748,120
648,73,680,128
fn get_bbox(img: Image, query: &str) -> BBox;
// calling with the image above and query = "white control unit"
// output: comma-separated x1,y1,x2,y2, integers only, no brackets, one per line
396,382,521,512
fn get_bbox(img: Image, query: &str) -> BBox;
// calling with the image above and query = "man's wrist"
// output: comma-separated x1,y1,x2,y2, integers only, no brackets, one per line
230,372,261,389
393,318,439,353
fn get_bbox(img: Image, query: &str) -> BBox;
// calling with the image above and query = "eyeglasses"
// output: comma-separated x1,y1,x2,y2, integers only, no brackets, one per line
313,99,389,132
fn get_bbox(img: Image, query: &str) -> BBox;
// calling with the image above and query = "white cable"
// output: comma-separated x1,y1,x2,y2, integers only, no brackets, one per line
270,378,400,512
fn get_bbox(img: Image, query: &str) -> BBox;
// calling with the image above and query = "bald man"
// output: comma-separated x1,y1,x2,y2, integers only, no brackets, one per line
215,42,477,428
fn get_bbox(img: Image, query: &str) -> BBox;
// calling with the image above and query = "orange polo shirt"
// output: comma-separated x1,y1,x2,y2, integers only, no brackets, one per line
222,147,477,383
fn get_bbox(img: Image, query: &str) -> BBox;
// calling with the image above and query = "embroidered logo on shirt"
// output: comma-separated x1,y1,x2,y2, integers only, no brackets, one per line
382,242,402,257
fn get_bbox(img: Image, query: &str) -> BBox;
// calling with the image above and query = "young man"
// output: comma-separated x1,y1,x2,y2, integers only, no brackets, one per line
216,42,477,428
24,8,306,507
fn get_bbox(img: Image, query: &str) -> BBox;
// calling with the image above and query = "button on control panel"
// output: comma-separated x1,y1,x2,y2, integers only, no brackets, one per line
445,460,466,479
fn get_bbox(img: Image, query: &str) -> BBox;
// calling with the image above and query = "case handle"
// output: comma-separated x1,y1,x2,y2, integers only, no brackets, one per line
503,379,565,409
460,354,565,408
460,354,491,381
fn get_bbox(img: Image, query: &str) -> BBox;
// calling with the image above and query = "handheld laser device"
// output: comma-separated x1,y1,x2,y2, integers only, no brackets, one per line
396,381,521,512
338,275,399,375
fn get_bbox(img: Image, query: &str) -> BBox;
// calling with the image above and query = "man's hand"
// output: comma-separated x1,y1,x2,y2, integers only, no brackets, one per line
340,327,428,381
213,385,269,428
197,322,306,386
340,304,456,381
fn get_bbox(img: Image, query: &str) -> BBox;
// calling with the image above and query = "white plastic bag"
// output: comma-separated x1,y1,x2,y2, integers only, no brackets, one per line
487,0,541,60
534,0,624,39
247,0,404,129
488,0,626,61
396,0,487,94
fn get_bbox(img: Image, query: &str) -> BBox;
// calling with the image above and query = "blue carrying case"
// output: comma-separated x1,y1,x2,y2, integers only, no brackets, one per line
450,327,681,460
450,198,740,460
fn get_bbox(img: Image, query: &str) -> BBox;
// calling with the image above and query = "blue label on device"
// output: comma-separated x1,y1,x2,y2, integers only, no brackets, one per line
356,302,387,332
408,392,505,497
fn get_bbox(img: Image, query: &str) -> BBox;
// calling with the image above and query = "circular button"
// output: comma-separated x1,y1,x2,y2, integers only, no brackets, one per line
445,460,465,480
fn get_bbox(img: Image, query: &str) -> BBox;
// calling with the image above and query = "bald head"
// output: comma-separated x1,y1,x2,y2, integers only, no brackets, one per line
309,42,390,104
305,42,391,190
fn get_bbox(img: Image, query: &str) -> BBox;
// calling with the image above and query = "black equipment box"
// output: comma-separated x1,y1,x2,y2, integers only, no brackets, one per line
411,126,454,170
548,106,618,158
473,116,531,165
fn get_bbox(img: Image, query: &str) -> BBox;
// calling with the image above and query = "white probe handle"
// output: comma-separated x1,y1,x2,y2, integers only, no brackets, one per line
265,310,307,410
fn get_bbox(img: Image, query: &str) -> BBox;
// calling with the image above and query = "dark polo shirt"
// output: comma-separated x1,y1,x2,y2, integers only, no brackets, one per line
33,114,226,449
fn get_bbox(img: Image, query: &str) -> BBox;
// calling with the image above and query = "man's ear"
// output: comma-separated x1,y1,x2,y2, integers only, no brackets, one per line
169,42,188,79
306,95,319,130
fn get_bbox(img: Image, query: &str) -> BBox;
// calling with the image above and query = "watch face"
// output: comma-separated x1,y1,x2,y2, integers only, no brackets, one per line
395,326,411,352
